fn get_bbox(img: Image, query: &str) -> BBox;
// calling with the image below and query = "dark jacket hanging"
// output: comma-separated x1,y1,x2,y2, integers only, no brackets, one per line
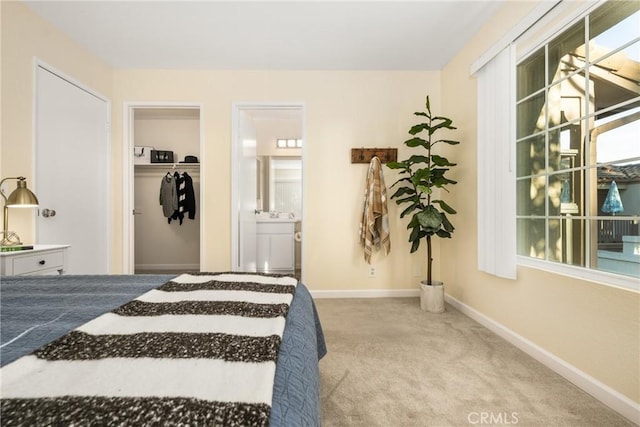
169,171,196,225
181,172,196,220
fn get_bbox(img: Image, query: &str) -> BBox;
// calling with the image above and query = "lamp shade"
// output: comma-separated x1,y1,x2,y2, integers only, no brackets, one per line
6,178,39,207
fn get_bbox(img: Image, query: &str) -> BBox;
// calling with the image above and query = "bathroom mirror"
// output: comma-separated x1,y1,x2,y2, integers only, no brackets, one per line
257,156,302,218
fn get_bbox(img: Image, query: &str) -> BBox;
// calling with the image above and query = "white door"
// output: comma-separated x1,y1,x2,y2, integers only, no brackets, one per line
35,65,110,274
237,110,257,271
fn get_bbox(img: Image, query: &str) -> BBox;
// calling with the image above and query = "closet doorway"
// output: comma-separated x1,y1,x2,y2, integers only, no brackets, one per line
123,103,204,274
231,104,305,280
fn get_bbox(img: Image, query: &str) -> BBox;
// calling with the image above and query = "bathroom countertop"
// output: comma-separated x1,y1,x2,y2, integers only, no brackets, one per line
256,217,297,223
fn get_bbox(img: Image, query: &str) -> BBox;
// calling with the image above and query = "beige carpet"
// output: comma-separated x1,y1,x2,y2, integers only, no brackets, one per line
316,298,635,427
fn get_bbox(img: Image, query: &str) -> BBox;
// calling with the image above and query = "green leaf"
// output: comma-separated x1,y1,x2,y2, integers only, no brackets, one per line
412,167,431,181
390,186,415,199
400,203,419,218
407,155,429,165
410,225,427,238
423,228,438,237
430,155,456,167
410,238,421,253
428,118,454,135
386,161,408,170
432,177,457,188
409,222,427,240
438,139,460,145
430,168,448,178
415,184,431,195
409,225,421,242
441,214,455,233
412,180,430,192
414,112,428,117
394,196,419,205
389,177,412,189
432,116,457,130
433,200,457,215
407,213,420,229
436,229,452,238
408,124,428,136
425,96,431,113
405,137,427,147
430,179,446,188
417,206,442,229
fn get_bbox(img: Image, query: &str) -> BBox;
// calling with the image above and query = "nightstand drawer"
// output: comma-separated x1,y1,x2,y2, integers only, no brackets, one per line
11,250,65,275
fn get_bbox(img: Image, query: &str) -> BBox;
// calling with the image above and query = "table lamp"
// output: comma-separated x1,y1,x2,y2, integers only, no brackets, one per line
1,176,39,246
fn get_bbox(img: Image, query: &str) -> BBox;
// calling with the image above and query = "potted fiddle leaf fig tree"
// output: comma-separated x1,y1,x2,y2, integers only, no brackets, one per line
387,96,459,313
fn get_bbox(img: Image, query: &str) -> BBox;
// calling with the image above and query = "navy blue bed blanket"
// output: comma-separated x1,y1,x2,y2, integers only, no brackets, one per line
0,274,326,426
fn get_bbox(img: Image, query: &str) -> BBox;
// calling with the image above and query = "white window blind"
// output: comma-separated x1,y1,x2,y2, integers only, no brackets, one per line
475,45,517,280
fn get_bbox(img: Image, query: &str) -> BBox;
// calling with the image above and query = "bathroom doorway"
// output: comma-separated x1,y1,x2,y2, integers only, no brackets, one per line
231,104,305,280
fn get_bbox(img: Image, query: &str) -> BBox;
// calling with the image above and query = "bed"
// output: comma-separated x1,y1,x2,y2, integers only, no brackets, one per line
0,272,326,426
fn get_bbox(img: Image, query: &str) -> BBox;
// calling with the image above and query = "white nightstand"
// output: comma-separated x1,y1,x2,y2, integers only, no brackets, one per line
0,244,70,276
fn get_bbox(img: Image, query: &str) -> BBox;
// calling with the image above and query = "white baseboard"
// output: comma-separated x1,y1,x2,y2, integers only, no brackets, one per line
135,264,199,272
311,289,419,299
445,294,640,425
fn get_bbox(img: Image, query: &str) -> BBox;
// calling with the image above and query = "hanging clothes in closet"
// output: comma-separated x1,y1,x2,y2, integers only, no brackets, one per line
159,172,178,220
159,171,196,225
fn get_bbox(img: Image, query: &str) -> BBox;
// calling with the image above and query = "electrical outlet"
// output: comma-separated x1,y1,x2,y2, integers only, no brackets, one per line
413,264,422,277
368,266,377,278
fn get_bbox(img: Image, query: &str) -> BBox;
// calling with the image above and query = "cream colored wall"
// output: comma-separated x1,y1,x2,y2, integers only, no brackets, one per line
111,70,440,288
1,1,112,244
134,117,200,162
255,117,302,157
441,0,639,404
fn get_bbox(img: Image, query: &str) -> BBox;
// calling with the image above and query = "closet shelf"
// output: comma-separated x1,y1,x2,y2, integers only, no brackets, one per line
134,163,200,177
135,163,200,170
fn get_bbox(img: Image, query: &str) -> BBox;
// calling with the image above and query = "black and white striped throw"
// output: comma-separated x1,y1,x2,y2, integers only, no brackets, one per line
0,272,297,426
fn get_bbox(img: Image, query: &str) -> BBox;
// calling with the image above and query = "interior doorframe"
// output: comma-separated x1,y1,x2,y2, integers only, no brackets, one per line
122,101,205,274
231,102,306,282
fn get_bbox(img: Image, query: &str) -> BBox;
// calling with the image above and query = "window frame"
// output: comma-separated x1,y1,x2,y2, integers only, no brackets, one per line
513,0,640,292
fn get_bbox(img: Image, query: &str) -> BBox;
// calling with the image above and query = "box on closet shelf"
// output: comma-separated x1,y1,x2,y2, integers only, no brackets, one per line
133,146,154,164
150,150,174,163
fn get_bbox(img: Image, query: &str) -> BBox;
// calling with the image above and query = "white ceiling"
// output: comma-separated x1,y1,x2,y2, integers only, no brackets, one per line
24,1,504,70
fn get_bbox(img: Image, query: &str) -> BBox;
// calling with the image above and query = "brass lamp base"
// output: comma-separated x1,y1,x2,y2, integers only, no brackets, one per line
0,230,22,246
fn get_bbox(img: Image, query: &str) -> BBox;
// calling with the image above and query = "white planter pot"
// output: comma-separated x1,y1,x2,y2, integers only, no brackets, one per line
420,280,445,313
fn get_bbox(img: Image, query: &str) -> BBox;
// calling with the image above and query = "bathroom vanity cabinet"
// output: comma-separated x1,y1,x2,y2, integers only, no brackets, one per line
256,220,295,273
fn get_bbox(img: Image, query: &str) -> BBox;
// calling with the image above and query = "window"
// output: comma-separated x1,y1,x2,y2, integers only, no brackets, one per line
516,1,640,281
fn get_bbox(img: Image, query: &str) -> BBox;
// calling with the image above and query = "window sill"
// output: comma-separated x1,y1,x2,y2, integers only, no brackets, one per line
517,256,639,293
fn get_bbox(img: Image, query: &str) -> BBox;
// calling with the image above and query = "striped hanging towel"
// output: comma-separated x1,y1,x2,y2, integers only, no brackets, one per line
359,156,391,264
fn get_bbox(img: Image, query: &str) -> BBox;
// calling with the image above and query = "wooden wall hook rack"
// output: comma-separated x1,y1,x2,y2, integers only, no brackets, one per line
351,148,397,164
